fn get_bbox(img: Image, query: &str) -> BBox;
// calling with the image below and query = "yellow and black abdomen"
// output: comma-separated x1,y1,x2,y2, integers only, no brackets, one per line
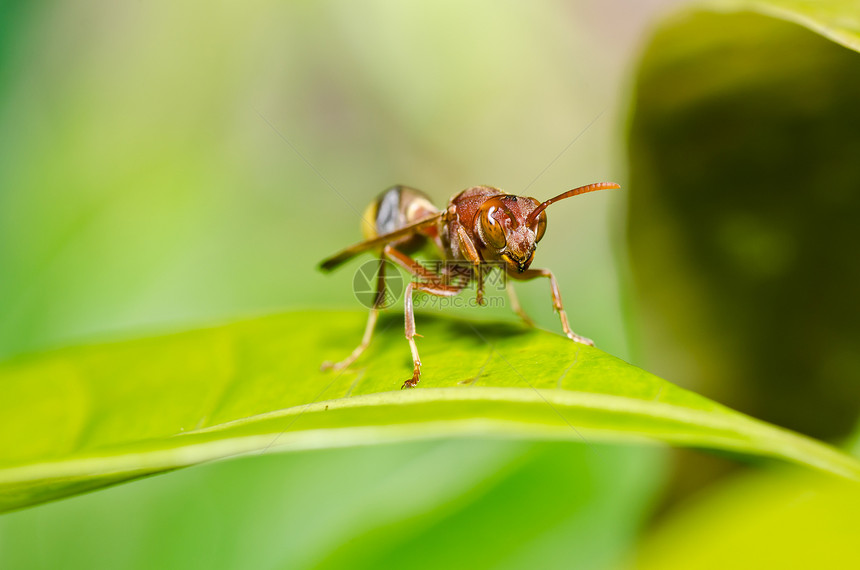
319,185,442,272
361,186,440,252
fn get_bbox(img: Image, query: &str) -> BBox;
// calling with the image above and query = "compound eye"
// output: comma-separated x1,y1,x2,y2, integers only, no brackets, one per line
479,204,507,249
533,210,547,242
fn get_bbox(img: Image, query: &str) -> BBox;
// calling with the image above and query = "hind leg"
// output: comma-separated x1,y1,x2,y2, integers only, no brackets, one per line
321,257,388,371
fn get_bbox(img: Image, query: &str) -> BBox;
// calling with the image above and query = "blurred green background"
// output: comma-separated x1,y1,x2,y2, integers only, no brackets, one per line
3,0,860,568
0,0,656,359
0,1,678,568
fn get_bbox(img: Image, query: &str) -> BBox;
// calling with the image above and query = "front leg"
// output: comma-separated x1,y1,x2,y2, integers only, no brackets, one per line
456,226,485,305
505,281,536,328
402,280,463,388
510,268,594,346
384,245,464,388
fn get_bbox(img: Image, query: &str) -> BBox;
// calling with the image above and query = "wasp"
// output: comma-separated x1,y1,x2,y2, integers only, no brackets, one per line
319,182,620,389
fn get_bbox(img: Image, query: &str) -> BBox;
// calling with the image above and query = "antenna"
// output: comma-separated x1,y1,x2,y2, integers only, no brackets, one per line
526,182,620,225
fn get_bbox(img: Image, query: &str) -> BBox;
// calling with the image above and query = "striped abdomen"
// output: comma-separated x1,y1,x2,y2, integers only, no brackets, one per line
361,186,440,247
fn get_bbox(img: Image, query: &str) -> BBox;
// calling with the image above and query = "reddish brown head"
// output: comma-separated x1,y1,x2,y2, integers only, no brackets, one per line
474,182,620,273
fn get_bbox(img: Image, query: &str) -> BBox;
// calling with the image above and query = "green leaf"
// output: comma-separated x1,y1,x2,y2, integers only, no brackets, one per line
705,0,860,53
634,416,860,568
634,468,860,569
1,310,858,513
0,441,665,570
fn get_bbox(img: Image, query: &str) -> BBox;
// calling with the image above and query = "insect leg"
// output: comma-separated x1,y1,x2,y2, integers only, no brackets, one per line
505,280,536,327
320,257,388,372
384,245,463,388
402,279,462,388
455,226,485,305
383,245,451,284
510,268,594,346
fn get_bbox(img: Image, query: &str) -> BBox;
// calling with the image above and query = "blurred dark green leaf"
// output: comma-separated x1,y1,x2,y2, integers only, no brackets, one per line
627,5,860,444
2,310,858,513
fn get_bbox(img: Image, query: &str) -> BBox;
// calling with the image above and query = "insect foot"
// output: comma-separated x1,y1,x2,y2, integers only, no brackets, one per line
401,362,421,389
567,332,594,346
320,360,344,372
